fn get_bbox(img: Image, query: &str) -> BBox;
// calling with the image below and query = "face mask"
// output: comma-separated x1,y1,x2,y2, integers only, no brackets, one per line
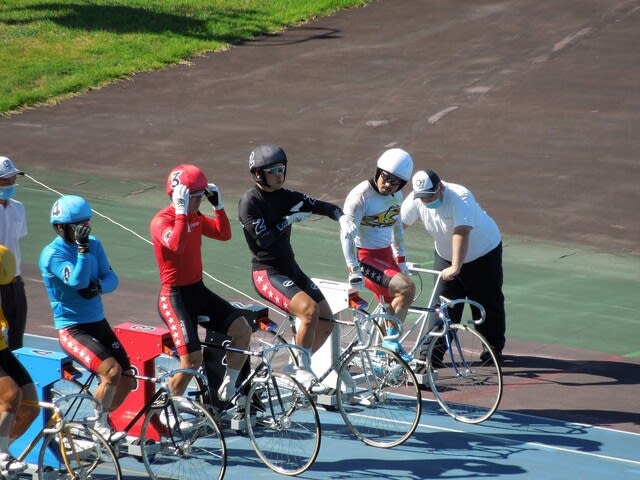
425,198,442,209
0,185,16,200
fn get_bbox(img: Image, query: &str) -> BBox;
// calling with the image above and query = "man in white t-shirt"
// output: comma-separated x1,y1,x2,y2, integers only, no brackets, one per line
401,169,506,364
0,157,27,350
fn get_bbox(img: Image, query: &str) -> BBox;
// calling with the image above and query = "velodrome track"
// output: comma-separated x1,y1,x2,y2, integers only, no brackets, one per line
2,0,639,477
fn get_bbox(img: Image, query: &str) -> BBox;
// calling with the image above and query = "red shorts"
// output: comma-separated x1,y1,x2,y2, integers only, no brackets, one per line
357,246,402,303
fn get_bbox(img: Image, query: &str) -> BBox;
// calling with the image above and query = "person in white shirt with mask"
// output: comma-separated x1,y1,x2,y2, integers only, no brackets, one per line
0,157,27,350
401,169,506,365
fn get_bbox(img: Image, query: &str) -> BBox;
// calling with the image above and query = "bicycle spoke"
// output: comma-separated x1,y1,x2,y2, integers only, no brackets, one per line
141,396,226,480
428,324,502,423
337,346,421,448
37,423,121,480
247,372,321,475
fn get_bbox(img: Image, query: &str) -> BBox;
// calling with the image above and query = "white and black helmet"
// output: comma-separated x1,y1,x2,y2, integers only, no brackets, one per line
375,148,414,188
249,144,288,184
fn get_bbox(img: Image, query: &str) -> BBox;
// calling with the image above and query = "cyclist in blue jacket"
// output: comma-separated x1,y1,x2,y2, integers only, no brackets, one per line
39,195,133,441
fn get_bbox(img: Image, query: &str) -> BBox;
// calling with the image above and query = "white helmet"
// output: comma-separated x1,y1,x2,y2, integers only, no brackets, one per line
376,148,414,181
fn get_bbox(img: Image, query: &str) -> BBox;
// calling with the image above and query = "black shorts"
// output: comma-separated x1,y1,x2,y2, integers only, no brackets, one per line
158,281,244,355
58,320,131,373
0,348,33,387
252,263,326,313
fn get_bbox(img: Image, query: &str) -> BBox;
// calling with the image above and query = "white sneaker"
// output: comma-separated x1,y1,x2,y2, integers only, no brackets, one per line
93,420,126,443
159,412,190,431
294,366,316,389
0,452,27,475
158,409,194,431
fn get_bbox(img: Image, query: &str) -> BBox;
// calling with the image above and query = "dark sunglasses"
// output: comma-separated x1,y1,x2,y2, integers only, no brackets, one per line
379,170,403,186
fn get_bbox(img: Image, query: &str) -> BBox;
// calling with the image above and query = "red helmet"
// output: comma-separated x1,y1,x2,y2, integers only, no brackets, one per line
165,164,208,196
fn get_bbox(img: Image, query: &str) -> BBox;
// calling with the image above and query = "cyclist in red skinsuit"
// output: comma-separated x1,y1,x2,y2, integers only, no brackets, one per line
150,164,252,402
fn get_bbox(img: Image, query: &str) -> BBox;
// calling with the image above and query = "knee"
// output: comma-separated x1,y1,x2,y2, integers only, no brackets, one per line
101,361,123,385
394,275,415,299
0,385,21,413
298,301,320,324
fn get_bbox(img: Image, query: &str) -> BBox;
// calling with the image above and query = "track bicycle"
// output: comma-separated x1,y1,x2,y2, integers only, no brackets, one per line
158,334,321,477
251,297,423,449
4,393,120,480
51,366,226,480
366,264,503,424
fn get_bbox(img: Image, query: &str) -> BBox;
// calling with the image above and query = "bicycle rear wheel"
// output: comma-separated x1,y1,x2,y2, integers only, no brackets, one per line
140,395,226,480
37,423,121,480
427,323,503,423
246,371,321,476
336,346,422,448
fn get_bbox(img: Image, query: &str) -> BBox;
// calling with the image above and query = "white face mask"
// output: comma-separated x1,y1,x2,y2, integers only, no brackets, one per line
0,185,16,200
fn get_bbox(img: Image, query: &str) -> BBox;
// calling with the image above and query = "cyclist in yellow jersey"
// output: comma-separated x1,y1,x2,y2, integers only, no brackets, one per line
0,245,38,475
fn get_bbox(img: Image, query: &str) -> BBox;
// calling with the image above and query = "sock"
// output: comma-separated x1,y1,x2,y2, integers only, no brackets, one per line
298,348,313,369
385,326,399,339
95,411,109,426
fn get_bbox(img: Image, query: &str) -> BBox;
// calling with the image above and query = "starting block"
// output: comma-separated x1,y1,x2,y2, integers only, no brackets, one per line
11,347,73,468
310,278,360,408
111,322,172,438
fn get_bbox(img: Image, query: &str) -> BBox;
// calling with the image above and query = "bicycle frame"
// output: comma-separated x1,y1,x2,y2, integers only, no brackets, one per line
11,393,116,477
284,309,400,390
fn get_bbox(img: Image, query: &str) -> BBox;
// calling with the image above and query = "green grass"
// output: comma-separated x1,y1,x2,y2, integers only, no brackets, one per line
0,0,368,114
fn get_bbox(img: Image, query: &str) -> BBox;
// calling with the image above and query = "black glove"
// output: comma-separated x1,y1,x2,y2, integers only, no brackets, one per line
74,224,91,254
78,281,102,299
205,183,223,210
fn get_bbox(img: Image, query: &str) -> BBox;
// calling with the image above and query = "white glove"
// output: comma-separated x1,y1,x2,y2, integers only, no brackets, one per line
172,184,189,216
285,211,312,225
339,215,358,240
348,265,364,291
205,183,223,210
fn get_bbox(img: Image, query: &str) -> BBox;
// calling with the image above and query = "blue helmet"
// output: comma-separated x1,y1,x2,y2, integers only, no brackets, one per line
50,195,93,225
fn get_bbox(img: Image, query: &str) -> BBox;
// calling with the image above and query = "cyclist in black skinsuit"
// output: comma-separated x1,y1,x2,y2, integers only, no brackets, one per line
238,144,344,387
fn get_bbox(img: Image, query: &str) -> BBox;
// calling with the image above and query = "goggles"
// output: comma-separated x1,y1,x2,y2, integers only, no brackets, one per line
263,165,286,176
189,190,206,199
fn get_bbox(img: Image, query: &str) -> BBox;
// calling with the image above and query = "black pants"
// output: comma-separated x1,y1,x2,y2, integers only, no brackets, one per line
0,276,27,350
433,243,506,354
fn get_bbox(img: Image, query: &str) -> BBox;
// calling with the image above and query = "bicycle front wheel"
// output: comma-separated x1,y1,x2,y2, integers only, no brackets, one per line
140,396,226,480
37,423,121,480
246,371,321,476
336,346,422,448
427,323,503,423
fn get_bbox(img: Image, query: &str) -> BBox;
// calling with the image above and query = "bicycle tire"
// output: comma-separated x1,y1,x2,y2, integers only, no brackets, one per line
336,345,422,448
37,422,122,480
140,395,226,480
427,323,503,423
246,371,321,476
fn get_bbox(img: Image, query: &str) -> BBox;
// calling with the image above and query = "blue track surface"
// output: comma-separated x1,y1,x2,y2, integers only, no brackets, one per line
20,334,640,479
